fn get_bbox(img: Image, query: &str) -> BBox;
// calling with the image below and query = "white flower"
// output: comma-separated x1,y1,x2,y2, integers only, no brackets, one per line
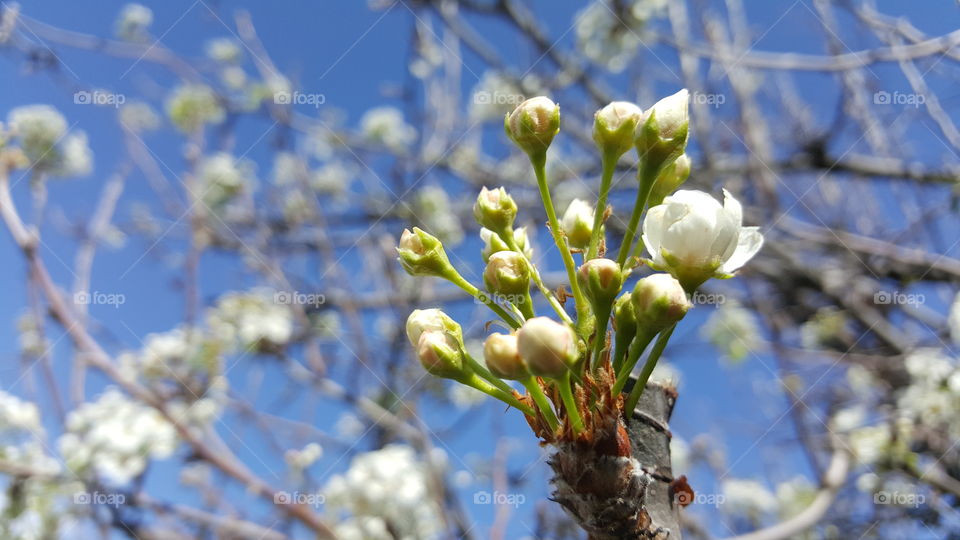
196,152,256,207
115,3,153,41
206,38,243,64
642,189,763,287
7,105,93,178
323,445,443,540
721,478,776,517
360,107,416,152
166,84,225,133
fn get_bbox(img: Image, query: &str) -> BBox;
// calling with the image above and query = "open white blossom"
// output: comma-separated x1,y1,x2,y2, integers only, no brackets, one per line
166,84,225,133
207,289,295,350
59,388,177,484
642,189,763,287
721,478,777,518
6,105,93,178
360,107,416,153
206,37,243,64
575,0,667,72
324,444,443,540
115,3,152,41
702,301,762,364
196,152,256,208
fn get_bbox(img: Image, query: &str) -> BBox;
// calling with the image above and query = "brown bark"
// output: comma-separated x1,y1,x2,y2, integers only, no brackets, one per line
548,381,681,539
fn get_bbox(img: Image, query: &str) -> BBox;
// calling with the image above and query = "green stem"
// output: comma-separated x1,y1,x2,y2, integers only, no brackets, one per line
463,354,515,395
590,304,613,373
616,165,658,267
587,149,618,260
461,372,536,416
558,372,585,434
517,291,535,320
611,324,640,373
611,328,656,396
529,152,590,336
522,377,559,431
624,325,675,413
500,229,573,325
447,273,521,329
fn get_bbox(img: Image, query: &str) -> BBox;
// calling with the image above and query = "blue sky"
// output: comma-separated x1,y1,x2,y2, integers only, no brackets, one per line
0,1,956,538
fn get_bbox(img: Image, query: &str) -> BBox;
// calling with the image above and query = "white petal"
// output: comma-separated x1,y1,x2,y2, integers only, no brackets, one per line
722,188,743,226
720,227,764,273
642,205,668,264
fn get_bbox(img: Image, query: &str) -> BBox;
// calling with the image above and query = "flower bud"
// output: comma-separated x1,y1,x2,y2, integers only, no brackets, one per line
481,227,532,262
484,251,531,296
631,274,691,332
593,101,643,157
397,227,453,278
483,333,529,380
405,309,463,348
504,96,560,156
577,258,623,311
417,331,465,379
613,292,637,338
635,89,689,179
561,199,596,250
473,186,518,233
648,153,691,207
516,317,579,378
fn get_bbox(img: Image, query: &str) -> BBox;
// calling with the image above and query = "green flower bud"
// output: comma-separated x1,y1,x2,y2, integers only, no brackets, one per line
416,331,465,379
517,317,579,378
561,199,596,250
480,227,533,262
483,332,529,380
648,153,691,207
405,309,463,348
635,89,689,180
577,258,623,312
631,273,691,332
473,186,518,233
593,101,643,157
504,96,560,156
397,227,453,278
484,251,532,296
613,292,638,339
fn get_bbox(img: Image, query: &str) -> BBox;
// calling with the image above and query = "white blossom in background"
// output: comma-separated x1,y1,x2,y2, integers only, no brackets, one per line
114,3,152,41
310,160,356,196
6,105,93,178
16,313,49,358
119,101,160,133
207,289,295,351
59,388,178,484
411,185,464,246
670,437,690,473
468,71,545,122
335,413,366,439
949,291,960,345
323,444,443,540
775,476,816,520
285,442,323,473
575,0,667,73
205,37,243,64
360,107,416,153
650,362,681,387
449,383,486,409
800,307,851,350
166,84,225,133
702,301,762,364
196,152,257,208
720,478,777,519
897,348,959,434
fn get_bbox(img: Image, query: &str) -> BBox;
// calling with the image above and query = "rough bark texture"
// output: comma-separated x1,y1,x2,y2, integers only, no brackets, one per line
548,381,681,539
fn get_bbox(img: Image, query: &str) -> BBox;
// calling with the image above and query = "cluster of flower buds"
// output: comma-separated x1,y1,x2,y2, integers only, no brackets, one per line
399,89,764,437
